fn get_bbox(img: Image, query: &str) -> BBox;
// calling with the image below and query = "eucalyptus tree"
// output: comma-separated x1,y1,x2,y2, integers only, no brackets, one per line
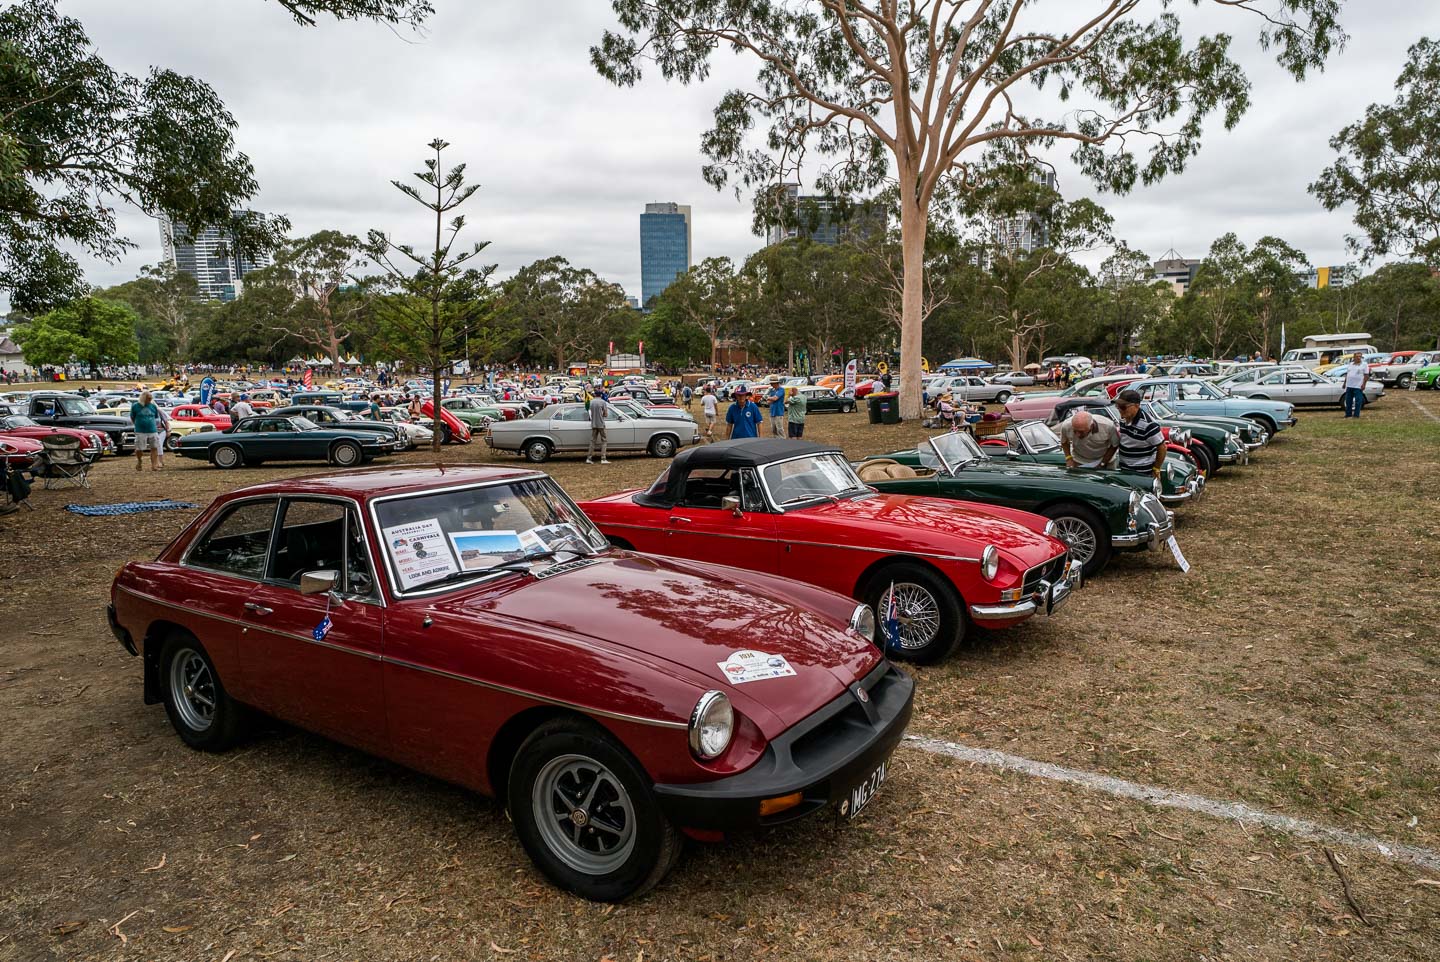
594,0,1346,418
501,257,631,370
654,257,741,370
1312,39,1440,266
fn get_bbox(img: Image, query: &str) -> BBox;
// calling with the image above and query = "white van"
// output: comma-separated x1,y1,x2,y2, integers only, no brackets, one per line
1280,345,1377,369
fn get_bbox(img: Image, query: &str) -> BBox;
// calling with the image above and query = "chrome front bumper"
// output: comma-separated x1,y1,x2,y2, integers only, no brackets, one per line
1159,473,1205,504
1112,513,1176,549
1219,447,1249,465
969,560,1083,620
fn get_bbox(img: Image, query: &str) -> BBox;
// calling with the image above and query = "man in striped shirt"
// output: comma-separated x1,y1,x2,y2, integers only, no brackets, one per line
1113,389,1167,478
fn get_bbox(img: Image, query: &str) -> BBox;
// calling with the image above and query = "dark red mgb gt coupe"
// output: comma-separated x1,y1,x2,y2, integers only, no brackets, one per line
108,466,913,901
580,440,1081,663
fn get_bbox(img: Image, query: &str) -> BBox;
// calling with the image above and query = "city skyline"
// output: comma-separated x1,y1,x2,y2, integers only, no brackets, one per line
26,2,1440,311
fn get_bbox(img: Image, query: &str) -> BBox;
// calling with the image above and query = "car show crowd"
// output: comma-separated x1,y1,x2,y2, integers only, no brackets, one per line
3,342,1416,898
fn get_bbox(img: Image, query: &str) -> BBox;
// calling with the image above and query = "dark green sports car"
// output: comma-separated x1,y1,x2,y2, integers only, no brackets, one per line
856,432,1174,578
871,420,1205,506
174,414,398,469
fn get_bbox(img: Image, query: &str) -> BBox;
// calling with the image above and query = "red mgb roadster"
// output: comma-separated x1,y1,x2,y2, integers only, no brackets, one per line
579,440,1081,664
108,466,912,901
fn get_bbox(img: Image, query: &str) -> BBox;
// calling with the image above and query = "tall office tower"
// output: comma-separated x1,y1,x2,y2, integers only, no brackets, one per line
764,184,887,246
640,202,692,308
994,168,1058,256
160,210,277,301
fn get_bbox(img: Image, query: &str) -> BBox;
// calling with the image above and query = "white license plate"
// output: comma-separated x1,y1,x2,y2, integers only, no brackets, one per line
844,760,888,819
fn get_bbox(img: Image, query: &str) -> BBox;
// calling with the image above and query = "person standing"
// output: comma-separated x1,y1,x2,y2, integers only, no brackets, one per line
767,379,786,437
129,391,162,472
1113,389,1166,478
1342,352,1369,418
700,387,719,442
785,386,808,439
1059,409,1120,468
154,403,170,467
682,384,694,410
726,385,764,439
586,391,610,464
230,394,256,425
369,394,383,420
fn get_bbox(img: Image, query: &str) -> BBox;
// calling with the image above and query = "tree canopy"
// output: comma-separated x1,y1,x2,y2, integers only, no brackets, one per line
11,296,139,372
1311,37,1440,266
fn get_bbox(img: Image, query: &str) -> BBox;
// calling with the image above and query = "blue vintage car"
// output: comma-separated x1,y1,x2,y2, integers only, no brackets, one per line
1127,378,1297,436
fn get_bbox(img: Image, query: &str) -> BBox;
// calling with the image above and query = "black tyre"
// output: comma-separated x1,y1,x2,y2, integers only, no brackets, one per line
211,444,243,469
524,439,552,463
330,439,362,467
648,434,678,458
159,633,245,752
1040,504,1112,579
1396,373,1412,389
165,433,182,452
995,390,1012,404
439,423,453,445
1244,414,1278,436
1189,441,1218,477
508,719,682,902
863,562,963,664
842,402,855,413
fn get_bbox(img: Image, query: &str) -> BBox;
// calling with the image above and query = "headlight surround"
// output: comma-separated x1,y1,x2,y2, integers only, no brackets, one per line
1044,519,1058,538
849,604,876,642
689,691,733,760
981,544,999,581
1128,490,1141,516
1152,477,1162,496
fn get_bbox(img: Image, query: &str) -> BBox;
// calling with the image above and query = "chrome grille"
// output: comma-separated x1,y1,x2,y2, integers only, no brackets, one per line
1022,554,1067,595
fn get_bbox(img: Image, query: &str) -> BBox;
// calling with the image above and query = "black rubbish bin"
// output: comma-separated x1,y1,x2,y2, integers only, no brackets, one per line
867,392,901,424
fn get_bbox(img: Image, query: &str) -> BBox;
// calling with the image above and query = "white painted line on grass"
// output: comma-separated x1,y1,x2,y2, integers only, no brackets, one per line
904,735,1440,873
1408,396,1440,423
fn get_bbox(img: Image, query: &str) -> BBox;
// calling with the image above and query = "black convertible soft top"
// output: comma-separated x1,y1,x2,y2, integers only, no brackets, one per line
669,438,841,471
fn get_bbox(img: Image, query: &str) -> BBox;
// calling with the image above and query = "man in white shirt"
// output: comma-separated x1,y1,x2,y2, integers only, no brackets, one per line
1059,409,1120,468
700,388,719,442
1342,352,1368,419
229,395,257,424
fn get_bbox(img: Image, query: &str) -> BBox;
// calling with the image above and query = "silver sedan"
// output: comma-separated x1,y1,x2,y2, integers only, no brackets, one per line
483,402,702,463
1231,368,1382,405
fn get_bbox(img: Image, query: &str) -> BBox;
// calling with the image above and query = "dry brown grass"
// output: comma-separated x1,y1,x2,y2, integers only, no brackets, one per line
1,391,1437,961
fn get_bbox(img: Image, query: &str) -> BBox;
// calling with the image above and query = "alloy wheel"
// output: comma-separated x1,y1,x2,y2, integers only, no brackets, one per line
532,754,637,875
169,648,216,733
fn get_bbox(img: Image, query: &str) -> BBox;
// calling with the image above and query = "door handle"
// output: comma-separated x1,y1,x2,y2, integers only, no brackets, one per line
667,516,691,526
244,602,273,617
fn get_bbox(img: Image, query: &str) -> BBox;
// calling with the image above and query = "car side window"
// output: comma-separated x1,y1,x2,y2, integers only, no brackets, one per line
270,499,347,586
188,500,279,579
345,509,377,598
679,468,738,509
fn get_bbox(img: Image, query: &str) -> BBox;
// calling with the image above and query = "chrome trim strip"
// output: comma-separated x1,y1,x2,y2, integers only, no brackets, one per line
116,585,685,730
373,656,688,730
599,521,982,564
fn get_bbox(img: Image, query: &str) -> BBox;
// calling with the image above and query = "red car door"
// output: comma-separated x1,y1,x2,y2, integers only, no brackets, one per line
239,499,387,754
662,467,780,573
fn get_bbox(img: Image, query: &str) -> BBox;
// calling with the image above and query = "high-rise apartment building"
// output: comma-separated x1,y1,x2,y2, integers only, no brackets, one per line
994,168,1058,257
764,184,887,246
639,202,692,308
160,210,276,301
1153,250,1202,295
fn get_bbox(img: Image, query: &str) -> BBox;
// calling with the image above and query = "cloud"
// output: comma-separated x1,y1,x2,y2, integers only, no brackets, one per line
34,1,1440,308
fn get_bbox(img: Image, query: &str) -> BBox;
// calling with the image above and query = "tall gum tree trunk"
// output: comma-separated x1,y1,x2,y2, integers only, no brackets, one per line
898,194,927,421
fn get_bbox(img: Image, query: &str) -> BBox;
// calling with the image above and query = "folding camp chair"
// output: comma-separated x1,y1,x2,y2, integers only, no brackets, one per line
38,435,92,490
2,455,34,511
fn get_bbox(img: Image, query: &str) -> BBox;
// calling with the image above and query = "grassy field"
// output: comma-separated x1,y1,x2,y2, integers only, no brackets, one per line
0,390,1437,961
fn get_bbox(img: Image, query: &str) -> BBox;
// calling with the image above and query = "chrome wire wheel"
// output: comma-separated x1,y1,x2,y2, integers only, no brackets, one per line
533,754,636,875
892,582,942,650
169,647,216,732
1050,515,1098,566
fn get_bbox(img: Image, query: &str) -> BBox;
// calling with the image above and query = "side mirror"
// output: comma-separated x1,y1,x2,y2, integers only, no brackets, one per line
299,570,340,596
721,495,743,518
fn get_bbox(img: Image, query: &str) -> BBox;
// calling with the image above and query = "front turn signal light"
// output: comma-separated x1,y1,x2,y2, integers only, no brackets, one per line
759,792,803,817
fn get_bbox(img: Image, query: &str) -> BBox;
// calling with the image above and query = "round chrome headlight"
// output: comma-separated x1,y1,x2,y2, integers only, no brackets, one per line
689,691,733,760
1044,519,1058,538
981,544,999,581
849,604,876,642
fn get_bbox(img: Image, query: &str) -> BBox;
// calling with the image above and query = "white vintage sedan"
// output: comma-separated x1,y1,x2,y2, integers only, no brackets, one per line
1232,368,1382,406
484,403,702,463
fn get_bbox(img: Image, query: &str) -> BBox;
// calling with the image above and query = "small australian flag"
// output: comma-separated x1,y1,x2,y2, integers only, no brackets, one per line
313,613,332,641
883,582,901,652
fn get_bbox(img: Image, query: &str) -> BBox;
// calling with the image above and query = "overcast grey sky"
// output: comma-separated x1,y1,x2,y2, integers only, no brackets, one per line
51,1,1440,300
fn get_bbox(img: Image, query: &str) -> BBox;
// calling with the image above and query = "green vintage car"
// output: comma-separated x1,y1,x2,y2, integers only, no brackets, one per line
1051,397,1250,477
856,432,1174,577
871,420,1205,506
794,385,858,413
174,414,398,469
441,395,505,426
1414,362,1440,389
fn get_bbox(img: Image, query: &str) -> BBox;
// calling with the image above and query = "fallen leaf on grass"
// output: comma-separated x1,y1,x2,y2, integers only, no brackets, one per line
489,942,517,954
162,925,192,934
1415,879,1440,887
142,853,166,872
50,921,84,936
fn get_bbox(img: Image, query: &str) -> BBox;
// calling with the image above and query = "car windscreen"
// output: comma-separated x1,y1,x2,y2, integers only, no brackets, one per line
923,431,986,473
373,478,608,593
58,398,97,415
762,454,869,508
291,416,318,431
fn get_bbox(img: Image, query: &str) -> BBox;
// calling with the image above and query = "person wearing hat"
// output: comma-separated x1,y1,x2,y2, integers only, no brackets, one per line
766,377,786,437
725,384,764,440
1113,388,1166,477
230,393,256,422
